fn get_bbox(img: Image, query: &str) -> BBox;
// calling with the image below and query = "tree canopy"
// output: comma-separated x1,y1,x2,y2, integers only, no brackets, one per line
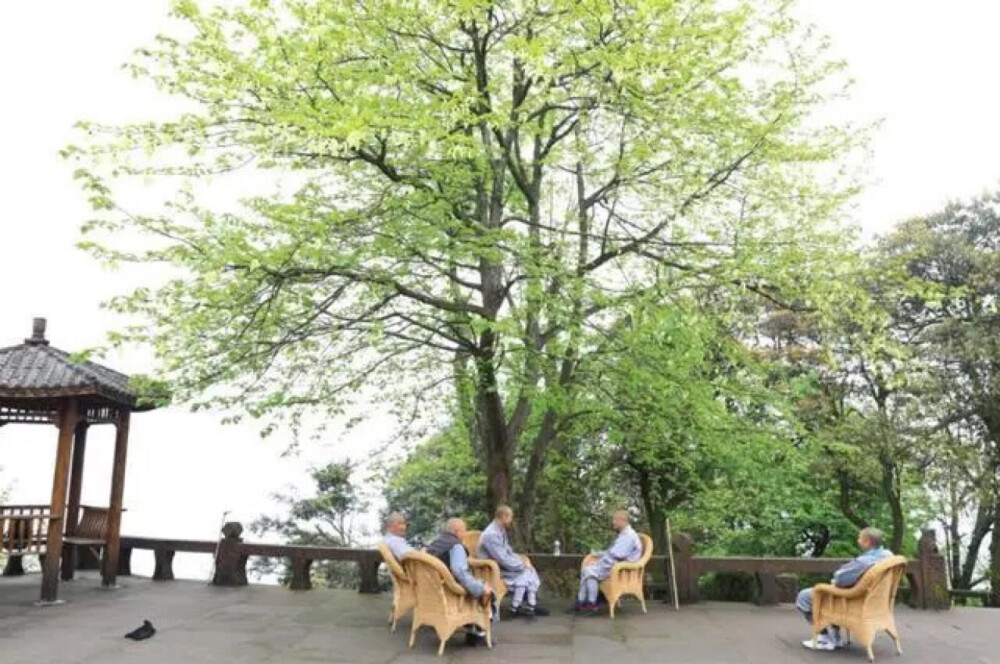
70,0,862,519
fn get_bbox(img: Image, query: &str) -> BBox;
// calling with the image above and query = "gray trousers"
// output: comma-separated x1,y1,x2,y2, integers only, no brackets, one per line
797,588,842,638
796,588,814,623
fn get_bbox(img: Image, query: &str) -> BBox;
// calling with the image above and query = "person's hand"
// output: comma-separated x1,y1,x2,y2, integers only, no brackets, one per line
483,583,494,596
521,555,533,568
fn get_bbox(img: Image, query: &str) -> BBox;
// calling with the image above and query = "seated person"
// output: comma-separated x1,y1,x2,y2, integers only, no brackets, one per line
797,526,893,651
425,518,496,645
478,505,550,617
572,510,643,614
382,512,414,560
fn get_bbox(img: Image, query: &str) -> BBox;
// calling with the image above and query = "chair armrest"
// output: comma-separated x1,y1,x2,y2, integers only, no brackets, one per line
813,582,866,600
468,558,501,574
613,561,645,572
442,575,469,596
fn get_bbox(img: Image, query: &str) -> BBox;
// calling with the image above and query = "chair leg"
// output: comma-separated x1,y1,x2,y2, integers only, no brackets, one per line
887,628,902,656
408,625,417,649
866,643,875,663
640,591,647,614
438,638,446,656
609,599,616,620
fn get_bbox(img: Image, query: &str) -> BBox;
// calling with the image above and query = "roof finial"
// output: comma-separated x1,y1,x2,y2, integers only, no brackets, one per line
26,318,49,346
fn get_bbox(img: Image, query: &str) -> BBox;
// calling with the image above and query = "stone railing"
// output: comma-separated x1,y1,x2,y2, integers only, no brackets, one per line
115,523,952,610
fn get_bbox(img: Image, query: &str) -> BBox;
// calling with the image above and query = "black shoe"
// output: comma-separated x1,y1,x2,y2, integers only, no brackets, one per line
515,604,536,618
125,620,156,641
532,604,550,617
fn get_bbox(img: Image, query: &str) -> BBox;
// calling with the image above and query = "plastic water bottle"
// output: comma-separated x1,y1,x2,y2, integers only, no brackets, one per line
554,540,561,556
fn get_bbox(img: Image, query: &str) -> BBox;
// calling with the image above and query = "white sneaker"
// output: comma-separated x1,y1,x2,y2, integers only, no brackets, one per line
802,635,837,651
829,628,850,648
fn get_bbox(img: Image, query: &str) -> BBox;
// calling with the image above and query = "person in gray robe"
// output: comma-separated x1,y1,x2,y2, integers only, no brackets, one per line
573,510,643,614
478,505,550,617
797,527,893,651
382,512,414,561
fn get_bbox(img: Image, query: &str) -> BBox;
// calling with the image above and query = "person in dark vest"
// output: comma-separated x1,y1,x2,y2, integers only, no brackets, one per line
425,518,495,646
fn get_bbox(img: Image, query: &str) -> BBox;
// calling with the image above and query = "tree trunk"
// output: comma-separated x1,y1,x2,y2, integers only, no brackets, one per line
990,479,1000,607
958,498,993,589
474,336,512,510
837,474,869,530
515,410,557,549
879,454,905,554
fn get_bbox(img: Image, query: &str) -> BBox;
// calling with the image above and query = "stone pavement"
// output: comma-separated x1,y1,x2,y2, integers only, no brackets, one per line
0,573,996,663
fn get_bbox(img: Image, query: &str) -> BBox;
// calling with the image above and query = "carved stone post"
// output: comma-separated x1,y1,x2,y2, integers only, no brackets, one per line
212,522,248,587
913,528,950,610
153,549,175,581
117,545,133,577
668,532,699,604
358,551,382,594
289,554,313,590
3,556,24,577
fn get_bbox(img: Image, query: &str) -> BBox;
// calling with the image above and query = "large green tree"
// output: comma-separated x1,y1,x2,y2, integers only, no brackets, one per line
70,0,861,514
878,193,1000,603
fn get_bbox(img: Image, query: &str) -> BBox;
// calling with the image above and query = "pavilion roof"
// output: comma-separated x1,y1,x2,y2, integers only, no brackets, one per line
0,319,153,411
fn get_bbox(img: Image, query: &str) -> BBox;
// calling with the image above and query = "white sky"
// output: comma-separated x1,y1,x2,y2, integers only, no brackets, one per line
2,1,999,578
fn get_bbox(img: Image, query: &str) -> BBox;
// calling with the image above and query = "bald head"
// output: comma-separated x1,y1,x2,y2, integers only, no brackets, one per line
446,518,467,538
612,510,630,532
385,512,407,537
858,527,884,551
495,505,513,527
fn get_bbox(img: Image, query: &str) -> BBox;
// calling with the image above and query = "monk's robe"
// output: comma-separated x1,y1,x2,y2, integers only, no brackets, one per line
577,525,642,605
478,520,542,611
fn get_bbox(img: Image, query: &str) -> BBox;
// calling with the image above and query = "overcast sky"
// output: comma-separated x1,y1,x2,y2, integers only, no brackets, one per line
2,1,999,578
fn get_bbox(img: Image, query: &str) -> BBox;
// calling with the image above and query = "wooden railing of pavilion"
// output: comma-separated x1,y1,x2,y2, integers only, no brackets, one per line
1,505,55,577
112,522,954,609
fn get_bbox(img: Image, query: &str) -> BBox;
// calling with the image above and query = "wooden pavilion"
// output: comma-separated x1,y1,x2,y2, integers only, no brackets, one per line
0,318,157,603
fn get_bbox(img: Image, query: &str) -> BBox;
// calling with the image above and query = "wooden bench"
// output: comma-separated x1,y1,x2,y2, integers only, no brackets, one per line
62,506,118,580
1,505,52,576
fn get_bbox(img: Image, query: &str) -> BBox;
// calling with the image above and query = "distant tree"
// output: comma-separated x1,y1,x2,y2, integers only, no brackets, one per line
251,462,368,588
381,428,488,544
879,192,1000,603
70,0,863,520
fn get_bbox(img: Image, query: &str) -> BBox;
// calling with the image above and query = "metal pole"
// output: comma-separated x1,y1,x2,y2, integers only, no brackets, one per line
666,517,679,610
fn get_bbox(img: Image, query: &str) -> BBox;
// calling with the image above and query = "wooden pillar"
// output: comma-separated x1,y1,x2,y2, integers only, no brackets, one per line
101,410,130,587
40,399,78,604
61,422,89,581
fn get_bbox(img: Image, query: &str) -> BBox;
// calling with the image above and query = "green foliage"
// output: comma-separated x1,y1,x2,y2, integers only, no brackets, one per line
68,0,864,517
251,461,368,588
381,428,488,543
875,191,1000,596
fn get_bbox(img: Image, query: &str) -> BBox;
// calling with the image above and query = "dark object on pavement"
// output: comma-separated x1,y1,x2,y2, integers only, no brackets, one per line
125,620,156,641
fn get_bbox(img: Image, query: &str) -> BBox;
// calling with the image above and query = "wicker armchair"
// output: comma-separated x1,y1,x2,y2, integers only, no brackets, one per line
403,551,493,656
810,555,907,662
376,542,415,632
582,532,654,619
461,529,482,554
461,529,509,605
